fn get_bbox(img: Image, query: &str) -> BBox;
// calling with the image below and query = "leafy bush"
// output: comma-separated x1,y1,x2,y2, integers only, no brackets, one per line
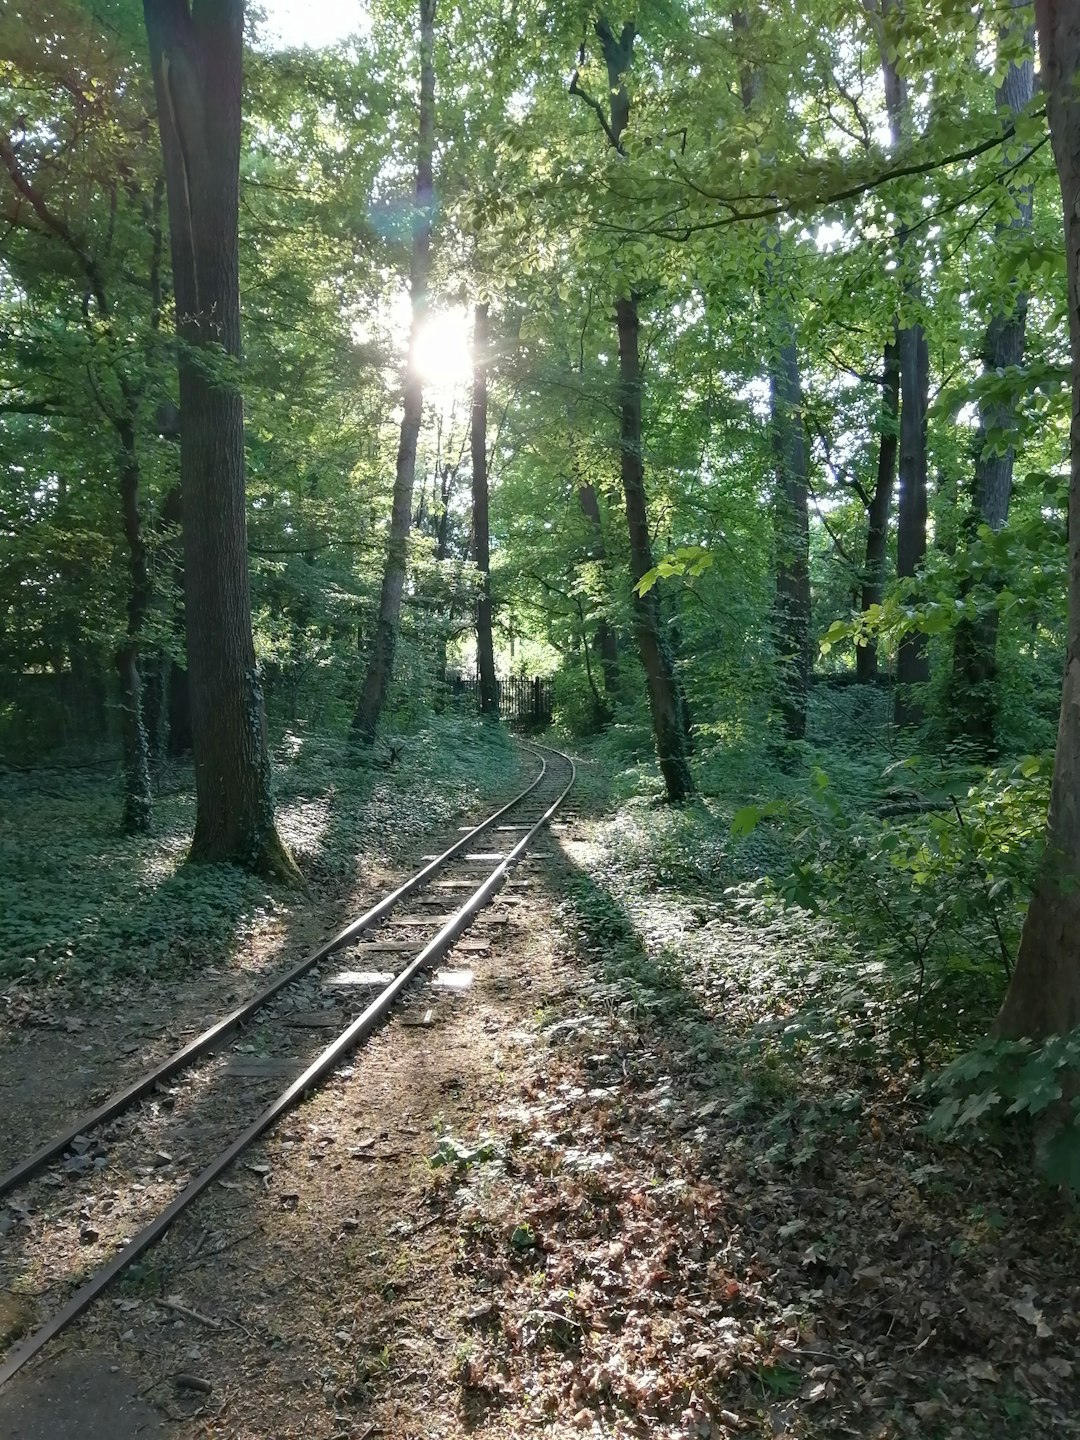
928,1031,1080,1190
730,754,1049,1061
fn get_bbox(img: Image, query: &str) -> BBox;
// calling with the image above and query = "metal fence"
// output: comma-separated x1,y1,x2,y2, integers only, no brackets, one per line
442,670,553,728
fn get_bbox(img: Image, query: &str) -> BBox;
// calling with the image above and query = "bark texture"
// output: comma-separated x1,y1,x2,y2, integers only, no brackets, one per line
471,303,499,717
996,0,1080,1040
352,0,436,742
144,0,297,878
950,11,1035,752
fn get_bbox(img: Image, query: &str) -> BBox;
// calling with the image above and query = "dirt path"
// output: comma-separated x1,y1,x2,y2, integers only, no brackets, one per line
2,794,1077,1439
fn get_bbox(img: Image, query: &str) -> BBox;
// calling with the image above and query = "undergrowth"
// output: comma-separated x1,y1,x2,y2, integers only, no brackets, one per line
0,714,519,991
570,696,1078,1188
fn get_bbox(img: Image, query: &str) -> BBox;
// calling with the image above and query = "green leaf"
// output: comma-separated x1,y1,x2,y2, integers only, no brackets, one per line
731,805,763,838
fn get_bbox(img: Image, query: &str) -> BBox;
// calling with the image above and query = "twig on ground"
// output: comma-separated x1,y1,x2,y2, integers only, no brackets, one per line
159,1297,224,1329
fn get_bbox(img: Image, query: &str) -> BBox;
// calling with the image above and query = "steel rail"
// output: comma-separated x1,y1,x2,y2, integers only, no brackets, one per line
0,751,549,1203
0,745,575,1390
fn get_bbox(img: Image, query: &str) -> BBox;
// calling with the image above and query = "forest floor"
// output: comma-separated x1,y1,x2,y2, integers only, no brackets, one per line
1,727,1078,1439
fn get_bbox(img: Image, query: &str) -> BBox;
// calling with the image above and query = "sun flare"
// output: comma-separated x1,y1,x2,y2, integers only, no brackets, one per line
412,308,474,393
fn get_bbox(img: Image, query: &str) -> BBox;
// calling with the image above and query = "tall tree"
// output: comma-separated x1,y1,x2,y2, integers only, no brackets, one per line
142,0,298,878
572,14,694,801
471,302,499,716
869,0,930,725
949,7,1036,753
996,0,1080,1040
0,14,157,833
734,11,812,742
352,0,437,743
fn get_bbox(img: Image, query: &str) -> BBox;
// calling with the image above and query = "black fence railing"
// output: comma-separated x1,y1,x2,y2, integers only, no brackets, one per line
442,670,553,728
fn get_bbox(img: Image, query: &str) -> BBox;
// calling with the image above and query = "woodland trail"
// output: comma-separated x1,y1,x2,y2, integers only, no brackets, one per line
1,791,1076,1438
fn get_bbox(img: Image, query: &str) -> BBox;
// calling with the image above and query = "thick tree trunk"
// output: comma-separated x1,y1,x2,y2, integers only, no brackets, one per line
352,0,436,743
770,329,812,740
996,0,1080,1040
857,340,900,683
143,0,297,879
471,303,499,717
617,295,695,801
950,16,1035,752
116,416,153,833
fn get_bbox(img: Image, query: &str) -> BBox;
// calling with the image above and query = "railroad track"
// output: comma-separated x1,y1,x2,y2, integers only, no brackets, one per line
0,741,576,1388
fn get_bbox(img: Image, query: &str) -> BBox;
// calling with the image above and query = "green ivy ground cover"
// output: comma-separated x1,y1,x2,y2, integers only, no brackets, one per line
0,716,518,991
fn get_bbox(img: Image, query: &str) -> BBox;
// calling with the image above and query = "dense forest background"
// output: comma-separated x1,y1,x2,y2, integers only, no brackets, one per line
4,0,1080,1181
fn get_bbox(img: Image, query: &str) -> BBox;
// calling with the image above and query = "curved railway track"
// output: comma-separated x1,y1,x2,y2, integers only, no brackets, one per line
0,741,576,1389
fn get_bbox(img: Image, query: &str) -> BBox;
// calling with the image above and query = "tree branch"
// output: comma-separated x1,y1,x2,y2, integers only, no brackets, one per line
569,71,621,153
604,124,1049,240
0,131,110,315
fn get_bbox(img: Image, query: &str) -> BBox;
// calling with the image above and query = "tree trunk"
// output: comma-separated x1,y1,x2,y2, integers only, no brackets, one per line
352,0,436,743
894,319,930,724
471,302,499,717
870,0,931,727
116,416,153,833
576,17,692,798
142,651,169,760
770,328,812,740
996,0,1080,1040
737,14,811,740
950,12,1035,752
143,0,297,879
617,295,695,802
155,483,191,757
577,479,619,701
857,339,900,683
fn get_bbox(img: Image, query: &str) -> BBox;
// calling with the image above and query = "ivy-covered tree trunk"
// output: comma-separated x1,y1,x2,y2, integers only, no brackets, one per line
576,479,619,700
471,302,499,717
949,14,1035,753
857,339,900,684
894,319,930,723
617,294,695,802
769,324,812,741
996,0,1080,1040
155,483,192,756
116,415,153,833
143,0,298,879
352,0,436,743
